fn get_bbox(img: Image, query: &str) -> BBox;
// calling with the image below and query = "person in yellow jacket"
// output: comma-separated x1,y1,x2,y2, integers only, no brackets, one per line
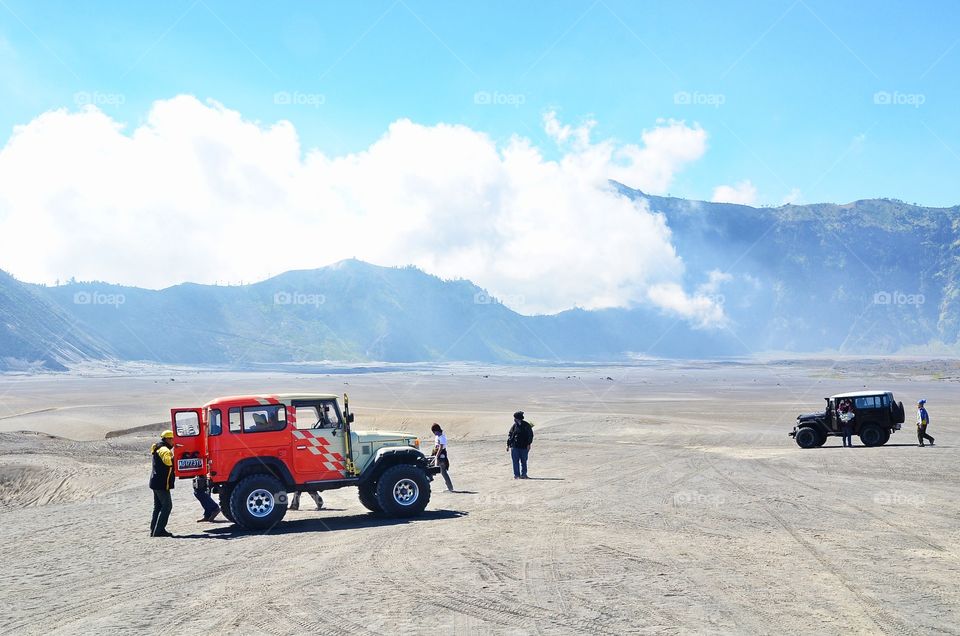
149,431,176,537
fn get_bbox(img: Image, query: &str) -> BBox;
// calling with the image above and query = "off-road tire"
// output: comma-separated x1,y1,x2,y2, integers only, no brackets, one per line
374,464,431,517
859,424,883,447
814,430,828,447
795,427,819,449
218,488,235,522
879,429,891,446
358,482,383,513
229,474,288,530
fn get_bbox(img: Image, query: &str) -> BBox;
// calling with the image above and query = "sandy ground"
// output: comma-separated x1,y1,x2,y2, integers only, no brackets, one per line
1,359,958,635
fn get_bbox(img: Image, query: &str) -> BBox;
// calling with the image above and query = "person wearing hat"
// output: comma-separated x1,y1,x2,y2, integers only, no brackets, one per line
149,430,176,537
507,411,534,479
917,399,935,447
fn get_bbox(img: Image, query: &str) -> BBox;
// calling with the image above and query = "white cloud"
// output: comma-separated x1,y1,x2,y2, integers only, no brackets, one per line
697,270,733,295
711,179,757,205
781,187,802,205
647,282,728,329
543,112,708,194
0,96,722,325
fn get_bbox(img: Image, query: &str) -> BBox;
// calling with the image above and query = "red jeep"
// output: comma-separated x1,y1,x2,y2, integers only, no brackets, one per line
170,393,438,530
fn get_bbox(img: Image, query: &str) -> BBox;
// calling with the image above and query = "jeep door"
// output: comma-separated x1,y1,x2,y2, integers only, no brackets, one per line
853,395,884,430
827,398,838,431
289,400,348,482
171,408,205,478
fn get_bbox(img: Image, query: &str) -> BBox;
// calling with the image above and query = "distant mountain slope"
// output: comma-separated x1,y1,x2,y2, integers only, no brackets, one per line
619,185,960,353
0,270,113,370
34,261,556,364
4,191,959,367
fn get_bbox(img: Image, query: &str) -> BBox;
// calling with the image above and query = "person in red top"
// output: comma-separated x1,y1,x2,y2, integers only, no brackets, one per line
837,399,854,447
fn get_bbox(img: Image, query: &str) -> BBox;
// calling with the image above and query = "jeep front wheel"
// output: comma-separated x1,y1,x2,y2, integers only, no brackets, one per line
795,427,819,449
859,425,883,447
358,482,383,514
230,474,288,530
375,464,431,517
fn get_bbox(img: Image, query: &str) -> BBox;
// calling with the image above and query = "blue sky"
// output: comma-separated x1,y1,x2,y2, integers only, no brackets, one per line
1,0,958,207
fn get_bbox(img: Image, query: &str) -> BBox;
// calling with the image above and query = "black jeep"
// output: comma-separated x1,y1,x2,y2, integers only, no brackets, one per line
790,391,905,448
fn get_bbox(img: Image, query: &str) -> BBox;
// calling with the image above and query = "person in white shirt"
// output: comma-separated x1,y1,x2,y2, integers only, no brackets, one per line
431,423,454,491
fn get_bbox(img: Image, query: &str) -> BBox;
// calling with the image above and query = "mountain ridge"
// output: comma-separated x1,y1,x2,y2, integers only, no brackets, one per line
2,191,958,369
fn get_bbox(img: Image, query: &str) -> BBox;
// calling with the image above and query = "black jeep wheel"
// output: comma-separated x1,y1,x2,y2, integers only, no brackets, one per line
358,482,383,513
795,427,819,449
814,432,827,447
374,464,431,517
878,429,891,445
859,424,883,447
218,488,235,522
229,474,288,530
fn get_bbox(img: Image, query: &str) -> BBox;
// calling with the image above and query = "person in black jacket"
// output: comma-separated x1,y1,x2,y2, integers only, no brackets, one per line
507,411,534,479
149,430,176,537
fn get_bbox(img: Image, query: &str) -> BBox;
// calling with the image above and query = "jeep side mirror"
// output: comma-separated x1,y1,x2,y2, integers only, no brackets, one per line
348,413,355,423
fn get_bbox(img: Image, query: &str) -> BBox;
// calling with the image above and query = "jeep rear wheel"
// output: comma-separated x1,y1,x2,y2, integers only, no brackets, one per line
859,425,883,447
358,482,383,514
218,488,235,522
375,464,430,517
879,429,891,446
230,474,288,530
795,427,819,449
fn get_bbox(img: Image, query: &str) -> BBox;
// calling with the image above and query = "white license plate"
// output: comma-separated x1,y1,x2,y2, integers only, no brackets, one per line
178,458,203,470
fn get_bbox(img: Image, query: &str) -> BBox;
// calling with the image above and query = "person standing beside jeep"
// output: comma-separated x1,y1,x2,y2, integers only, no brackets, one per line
507,411,534,479
193,475,220,522
838,399,855,447
149,430,176,537
431,423,454,491
917,399,935,447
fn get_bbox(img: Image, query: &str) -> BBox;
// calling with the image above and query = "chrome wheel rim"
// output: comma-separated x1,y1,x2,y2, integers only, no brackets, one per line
392,478,419,506
246,488,275,517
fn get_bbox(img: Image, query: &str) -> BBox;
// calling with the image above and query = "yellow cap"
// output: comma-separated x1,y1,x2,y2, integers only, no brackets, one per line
160,430,174,439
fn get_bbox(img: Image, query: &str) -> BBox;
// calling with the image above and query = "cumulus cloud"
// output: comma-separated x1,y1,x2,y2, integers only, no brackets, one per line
0,96,723,324
711,179,757,206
